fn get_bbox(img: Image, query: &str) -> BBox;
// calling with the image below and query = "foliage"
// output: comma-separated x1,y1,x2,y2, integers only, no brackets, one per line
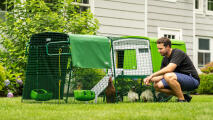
71,68,106,90
196,74,213,94
0,0,99,96
0,63,23,96
200,62,213,74
0,64,6,91
115,78,142,98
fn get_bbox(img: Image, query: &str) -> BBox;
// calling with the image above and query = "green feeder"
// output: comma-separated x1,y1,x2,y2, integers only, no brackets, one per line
74,90,95,101
30,89,53,101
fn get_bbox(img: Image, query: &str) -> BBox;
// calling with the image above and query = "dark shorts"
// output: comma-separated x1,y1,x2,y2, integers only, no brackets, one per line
161,72,199,91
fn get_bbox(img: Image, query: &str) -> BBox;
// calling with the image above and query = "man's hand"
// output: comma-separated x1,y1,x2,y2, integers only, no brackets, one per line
143,75,153,85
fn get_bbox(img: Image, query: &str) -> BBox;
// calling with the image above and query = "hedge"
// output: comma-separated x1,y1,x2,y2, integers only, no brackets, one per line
196,74,213,94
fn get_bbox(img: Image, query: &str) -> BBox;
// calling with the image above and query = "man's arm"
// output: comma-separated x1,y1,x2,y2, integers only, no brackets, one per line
144,63,177,85
152,63,177,77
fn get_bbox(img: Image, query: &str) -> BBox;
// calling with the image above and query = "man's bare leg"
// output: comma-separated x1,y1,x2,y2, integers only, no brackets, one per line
154,81,176,96
164,73,184,100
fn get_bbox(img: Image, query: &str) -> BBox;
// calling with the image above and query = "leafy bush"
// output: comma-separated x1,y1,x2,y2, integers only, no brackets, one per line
0,0,99,96
0,63,23,96
196,74,213,94
200,62,213,74
71,68,106,90
0,64,6,91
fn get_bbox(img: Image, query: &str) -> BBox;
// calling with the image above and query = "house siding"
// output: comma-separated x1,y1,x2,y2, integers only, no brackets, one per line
94,0,195,59
196,14,213,37
94,0,145,36
147,0,194,58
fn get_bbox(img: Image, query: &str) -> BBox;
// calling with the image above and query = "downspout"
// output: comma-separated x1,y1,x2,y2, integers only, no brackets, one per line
145,0,148,37
193,0,197,69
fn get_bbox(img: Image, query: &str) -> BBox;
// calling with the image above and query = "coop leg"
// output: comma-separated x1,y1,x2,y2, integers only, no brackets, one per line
94,95,98,103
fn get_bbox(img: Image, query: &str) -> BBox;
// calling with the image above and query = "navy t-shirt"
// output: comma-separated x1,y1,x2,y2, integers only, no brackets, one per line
161,49,200,83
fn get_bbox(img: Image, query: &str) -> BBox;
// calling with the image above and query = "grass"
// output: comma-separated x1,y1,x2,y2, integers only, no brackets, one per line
0,95,213,120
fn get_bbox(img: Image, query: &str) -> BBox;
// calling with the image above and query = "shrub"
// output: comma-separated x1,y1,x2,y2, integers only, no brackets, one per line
0,63,23,96
196,74,213,94
0,0,99,96
0,64,6,91
200,62,213,74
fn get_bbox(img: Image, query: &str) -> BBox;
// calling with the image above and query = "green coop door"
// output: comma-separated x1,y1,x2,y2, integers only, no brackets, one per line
123,49,137,69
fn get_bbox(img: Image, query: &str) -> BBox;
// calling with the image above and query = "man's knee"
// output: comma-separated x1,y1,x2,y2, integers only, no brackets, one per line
164,73,177,83
154,82,164,90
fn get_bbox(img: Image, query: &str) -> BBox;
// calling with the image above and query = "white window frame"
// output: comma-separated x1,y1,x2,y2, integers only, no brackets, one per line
206,0,213,15
197,37,213,68
158,27,182,40
72,0,91,13
195,0,204,14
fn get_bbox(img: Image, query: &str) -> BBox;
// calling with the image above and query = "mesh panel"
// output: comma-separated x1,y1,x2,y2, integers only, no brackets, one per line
22,32,70,103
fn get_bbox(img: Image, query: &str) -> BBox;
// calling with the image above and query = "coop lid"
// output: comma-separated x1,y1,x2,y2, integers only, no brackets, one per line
69,34,112,69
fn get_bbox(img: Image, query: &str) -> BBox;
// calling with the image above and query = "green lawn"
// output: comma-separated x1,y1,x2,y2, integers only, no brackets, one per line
0,95,213,120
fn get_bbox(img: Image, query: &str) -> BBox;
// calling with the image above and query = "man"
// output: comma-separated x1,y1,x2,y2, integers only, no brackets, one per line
144,37,200,102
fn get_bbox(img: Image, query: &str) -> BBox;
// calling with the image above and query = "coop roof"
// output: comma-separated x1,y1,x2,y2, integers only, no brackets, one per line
69,34,112,69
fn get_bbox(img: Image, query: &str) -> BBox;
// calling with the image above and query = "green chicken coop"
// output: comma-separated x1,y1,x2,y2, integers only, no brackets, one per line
22,32,186,103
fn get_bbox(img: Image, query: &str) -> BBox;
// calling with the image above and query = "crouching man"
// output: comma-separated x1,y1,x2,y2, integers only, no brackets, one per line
144,37,200,102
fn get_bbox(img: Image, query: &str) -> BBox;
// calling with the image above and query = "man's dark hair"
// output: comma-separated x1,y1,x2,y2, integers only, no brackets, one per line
157,37,171,47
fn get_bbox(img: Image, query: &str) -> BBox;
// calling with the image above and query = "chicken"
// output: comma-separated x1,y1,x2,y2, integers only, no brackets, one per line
128,87,139,102
140,89,154,102
140,89,160,102
105,77,116,103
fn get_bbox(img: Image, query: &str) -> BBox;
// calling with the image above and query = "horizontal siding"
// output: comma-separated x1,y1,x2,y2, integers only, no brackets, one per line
95,0,145,36
95,8,145,21
149,0,192,11
196,14,213,37
97,17,144,29
100,0,145,5
148,12,193,24
98,25,145,36
148,4,193,17
95,0,145,12
147,0,193,60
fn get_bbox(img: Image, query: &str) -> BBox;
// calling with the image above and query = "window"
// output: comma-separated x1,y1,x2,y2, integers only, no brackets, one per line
43,0,90,13
73,0,90,13
0,0,8,22
207,0,213,14
198,38,213,67
208,0,213,11
0,0,7,11
158,27,182,40
195,0,203,13
164,34,175,39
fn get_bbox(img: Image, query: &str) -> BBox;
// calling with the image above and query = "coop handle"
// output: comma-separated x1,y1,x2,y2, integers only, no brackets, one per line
46,41,71,56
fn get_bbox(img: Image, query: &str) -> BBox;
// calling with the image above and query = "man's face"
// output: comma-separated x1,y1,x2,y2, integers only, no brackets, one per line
157,43,168,56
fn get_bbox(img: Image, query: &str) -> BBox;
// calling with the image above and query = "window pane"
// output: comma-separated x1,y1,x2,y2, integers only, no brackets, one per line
82,0,89,4
199,38,209,50
208,0,213,11
195,0,199,9
0,11,6,22
0,0,6,11
205,53,211,65
172,35,175,39
198,52,204,66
